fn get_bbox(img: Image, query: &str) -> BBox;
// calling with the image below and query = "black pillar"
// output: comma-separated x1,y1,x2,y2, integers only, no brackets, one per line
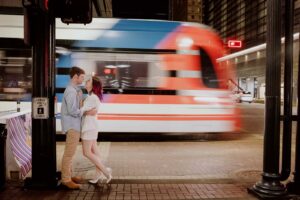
24,3,57,188
248,0,287,198
287,11,300,195
280,0,294,182
0,124,7,189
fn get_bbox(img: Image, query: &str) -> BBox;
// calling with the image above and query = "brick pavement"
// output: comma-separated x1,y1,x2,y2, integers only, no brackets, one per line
0,180,256,200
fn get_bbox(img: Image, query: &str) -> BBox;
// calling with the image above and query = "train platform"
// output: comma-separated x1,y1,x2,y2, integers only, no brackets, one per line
0,133,266,200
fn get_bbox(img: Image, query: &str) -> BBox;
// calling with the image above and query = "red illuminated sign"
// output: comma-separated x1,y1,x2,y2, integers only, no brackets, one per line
104,68,111,74
228,40,242,48
45,0,48,10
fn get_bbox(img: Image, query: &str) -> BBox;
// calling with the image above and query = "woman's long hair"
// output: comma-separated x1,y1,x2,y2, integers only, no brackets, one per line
91,76,103,101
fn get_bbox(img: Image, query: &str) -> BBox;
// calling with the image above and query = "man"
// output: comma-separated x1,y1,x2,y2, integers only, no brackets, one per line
60,66,96,189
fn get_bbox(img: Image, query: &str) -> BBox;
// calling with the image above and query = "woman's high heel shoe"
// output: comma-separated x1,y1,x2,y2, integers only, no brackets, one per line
88,171,104,184
106,167,113,184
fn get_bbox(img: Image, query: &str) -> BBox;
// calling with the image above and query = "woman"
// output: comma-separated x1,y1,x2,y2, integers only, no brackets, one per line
80,75,112,184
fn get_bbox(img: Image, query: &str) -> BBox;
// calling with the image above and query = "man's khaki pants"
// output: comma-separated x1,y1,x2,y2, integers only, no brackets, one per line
61,129,80,183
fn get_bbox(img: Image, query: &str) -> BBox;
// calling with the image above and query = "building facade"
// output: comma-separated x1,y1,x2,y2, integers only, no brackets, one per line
203,0,268,51
203,0,300,50
169,0,203,22
204,0,300,101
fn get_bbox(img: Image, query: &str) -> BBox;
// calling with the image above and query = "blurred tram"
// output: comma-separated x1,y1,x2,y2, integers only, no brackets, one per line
0,14,240,133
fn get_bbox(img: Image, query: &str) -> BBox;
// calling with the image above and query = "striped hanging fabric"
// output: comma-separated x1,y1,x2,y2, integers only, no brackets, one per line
6,114,32,178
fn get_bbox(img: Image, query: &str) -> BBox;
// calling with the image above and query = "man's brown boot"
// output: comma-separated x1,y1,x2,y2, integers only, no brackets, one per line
72,176,84,184
61,181,81,190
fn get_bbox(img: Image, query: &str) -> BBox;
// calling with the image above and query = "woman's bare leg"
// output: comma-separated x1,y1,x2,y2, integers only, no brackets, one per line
82,139,110,178
91,141,102,158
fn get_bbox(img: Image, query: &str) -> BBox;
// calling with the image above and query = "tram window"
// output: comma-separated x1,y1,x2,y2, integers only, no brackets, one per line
97,60,161,89
200,48,219,88
55,52,166,95
97,61,143,88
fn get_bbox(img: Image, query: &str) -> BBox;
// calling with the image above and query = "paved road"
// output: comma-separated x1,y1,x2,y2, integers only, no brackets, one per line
239,102,299,135
239,103,265,134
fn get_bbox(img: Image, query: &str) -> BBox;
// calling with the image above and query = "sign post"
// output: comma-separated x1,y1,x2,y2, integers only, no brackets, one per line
32,97,49,119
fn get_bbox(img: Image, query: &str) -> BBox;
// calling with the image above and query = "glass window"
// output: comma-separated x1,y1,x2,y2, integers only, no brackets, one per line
0,49,32,101
97,60,157,89
200,48,219,88
56,51,167,94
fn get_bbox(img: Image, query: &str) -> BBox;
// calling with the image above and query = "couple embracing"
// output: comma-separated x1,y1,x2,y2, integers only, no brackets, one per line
60,66,112,189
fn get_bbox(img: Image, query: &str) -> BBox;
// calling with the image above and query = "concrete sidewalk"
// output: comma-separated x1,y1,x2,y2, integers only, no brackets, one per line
56,137,264,181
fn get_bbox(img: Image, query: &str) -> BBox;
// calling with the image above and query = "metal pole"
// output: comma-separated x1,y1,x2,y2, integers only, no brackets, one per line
0,124,7,189
287,10,300,195
280,0,294,181
24,1,57,188
248,0,287,198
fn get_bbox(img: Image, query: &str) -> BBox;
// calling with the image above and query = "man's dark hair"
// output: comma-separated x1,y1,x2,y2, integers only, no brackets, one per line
69,66,85,78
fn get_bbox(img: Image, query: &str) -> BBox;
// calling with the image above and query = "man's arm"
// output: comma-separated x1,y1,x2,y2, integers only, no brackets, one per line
85,108,97,116
65,91,81,117
80,97,98,116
